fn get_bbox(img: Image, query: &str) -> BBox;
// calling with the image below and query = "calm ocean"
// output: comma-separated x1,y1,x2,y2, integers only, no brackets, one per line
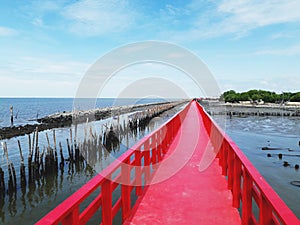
0,98,167,128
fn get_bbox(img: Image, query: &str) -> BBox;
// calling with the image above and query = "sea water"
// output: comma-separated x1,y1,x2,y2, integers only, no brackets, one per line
0,98,183,224
0,98,168,128
213,114,300,218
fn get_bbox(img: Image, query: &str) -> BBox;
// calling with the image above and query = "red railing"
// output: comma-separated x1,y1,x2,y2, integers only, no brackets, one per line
196,102,300,225
36,102,191,225
37,100,299,225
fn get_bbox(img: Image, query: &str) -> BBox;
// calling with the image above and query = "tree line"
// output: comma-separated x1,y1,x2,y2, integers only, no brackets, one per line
221,90,300,103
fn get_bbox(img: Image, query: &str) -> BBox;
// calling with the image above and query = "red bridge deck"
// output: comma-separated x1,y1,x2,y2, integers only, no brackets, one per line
125,101,241,224
37,100,300,225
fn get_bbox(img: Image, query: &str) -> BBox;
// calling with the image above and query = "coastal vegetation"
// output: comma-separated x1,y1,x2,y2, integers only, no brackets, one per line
221,90,300,103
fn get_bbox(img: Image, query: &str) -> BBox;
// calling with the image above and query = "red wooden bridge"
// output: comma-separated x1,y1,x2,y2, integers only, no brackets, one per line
36,100,300,225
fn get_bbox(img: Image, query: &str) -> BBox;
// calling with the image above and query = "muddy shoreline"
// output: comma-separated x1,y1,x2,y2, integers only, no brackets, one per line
199,100,300,117
0,100,188,140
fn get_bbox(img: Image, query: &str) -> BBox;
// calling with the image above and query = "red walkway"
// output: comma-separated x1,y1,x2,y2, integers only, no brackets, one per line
125,101,241,224
37,100,299,225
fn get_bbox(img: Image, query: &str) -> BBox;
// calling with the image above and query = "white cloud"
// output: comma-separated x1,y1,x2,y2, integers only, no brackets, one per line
0,56,90,97
213,0,300,37
218,0,300,26
254,45,300,56
0,26,17,36
32,18,44,27
0,75,78,97
0,56,89,80
100,63,204,98
62,0,137,36
23,1,65,27
271,33,294,40
164,0,300,40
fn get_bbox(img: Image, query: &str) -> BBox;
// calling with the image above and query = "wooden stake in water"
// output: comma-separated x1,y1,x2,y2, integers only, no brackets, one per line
3,143,17,194
35,127,39,163
53,130,57,151
0,167,5,198
18,140,24,164
28,133,32,157
70,128,73,150
46,133,50,149
10,105,13,125
32,130,36,156
59,141,64,163
3,142,9,165
66,138,72,161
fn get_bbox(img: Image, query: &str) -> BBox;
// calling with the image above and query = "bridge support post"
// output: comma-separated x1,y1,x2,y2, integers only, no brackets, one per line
122,159,131,222
242,170,253,225
102,179,112,225
135,149,142,196
259,194,272,225
62,207,80,225
144,140,151,184
233,158,242,208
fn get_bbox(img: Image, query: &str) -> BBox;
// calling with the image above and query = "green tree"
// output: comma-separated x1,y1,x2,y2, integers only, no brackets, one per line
240,92,250,101
221,89,299,103
251,93,262,101
290,92,300,102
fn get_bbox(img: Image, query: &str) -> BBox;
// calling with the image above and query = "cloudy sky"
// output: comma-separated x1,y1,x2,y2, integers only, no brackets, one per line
0,0,300,97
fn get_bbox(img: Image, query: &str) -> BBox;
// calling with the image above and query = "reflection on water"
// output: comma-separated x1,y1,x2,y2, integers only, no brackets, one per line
0,105,182,225
213,114,300,218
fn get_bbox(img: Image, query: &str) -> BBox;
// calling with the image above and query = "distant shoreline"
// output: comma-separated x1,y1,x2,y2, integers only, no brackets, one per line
199,100,300,117
0,100,188,140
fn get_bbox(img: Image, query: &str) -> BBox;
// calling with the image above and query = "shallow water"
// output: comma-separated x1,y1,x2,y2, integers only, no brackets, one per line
1,100,299,222
0,98,168,128
0,103,184,225
213,115,300,218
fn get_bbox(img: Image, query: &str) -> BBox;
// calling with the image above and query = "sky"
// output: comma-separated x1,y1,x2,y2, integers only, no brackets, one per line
0,0,300,98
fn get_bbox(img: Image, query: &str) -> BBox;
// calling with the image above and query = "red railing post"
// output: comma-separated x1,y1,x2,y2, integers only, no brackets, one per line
221,143,228,176
166,123,172,146
151,135,157,165
122,159,131,222
233,158,242,208
217,141,223,162
102,179,112,225
227,148,234,190
170,119,174,141
135,149,142,196
259,194,272,225
162,126,167,154
242,170,253,225
62,207,80,225
157,131,162,162
144,140,151,183
157,130,164,159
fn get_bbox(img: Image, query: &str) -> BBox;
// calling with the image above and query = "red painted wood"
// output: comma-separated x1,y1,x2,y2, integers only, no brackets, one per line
102,179,112,225
259,194,272,225
125,102,241,225
79,192,102,224
135,149,142,196
195,101,300,225
121,159,131,222
36,100,300,225
233,158,242,208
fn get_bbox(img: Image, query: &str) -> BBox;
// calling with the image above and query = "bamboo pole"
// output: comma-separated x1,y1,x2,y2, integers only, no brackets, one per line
18,140,24,164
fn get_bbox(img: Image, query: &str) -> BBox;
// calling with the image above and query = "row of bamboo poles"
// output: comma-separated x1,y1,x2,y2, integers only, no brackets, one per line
0,103,176,202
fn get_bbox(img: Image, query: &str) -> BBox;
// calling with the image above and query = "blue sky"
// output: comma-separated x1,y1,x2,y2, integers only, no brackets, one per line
0,0,300,97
